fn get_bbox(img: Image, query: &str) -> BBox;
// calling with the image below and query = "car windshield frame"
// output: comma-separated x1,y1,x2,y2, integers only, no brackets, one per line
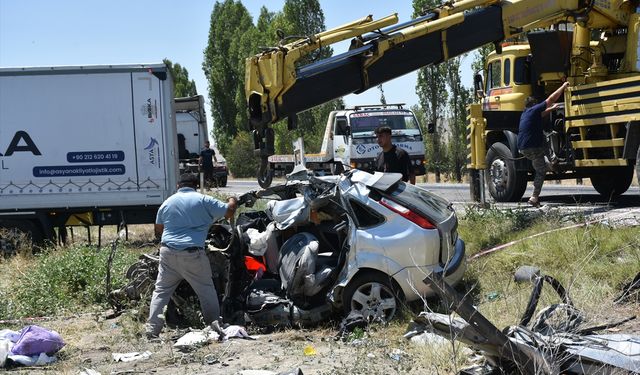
349,111,419,134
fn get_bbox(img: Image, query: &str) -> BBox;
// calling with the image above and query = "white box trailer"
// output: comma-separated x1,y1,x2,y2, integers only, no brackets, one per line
0,63,178,245
175,95,207,161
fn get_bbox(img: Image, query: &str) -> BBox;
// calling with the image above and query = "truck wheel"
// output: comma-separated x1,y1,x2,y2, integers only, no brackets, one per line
342,271,403,322
485,143,527,202
590,166,634,199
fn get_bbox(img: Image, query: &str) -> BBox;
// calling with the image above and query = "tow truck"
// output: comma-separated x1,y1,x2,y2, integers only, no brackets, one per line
245,0,640,198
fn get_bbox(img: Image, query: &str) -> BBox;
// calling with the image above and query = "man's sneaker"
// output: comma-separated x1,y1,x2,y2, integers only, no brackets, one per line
527,197,540,207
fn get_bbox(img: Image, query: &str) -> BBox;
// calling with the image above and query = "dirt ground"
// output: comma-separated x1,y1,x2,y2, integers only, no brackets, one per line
3,312,451,375
3,299,639,375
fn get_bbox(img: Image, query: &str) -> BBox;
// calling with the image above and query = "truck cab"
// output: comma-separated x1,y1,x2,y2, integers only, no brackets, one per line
267,104,426,179
333,105,426,175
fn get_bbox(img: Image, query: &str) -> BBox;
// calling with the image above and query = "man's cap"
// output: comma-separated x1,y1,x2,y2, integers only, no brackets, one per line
374,126,392,135
179,173,199,185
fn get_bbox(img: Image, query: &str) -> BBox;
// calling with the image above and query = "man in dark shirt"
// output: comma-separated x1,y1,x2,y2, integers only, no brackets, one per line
517,81,568,207
374,126,415,184
199,141,218,184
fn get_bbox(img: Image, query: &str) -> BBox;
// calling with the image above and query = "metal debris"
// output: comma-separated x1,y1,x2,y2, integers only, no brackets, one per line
408,267,640,374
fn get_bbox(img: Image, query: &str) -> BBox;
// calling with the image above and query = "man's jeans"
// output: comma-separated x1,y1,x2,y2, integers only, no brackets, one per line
521,147,547,198
146,246,220,336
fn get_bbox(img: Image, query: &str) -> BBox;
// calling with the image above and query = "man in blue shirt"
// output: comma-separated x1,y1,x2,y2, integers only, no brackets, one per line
146,173,237,339
517,82,569,207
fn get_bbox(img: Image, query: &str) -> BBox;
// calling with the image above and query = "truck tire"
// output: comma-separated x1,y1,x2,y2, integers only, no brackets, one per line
485,143,527,202
590,166,634,199
257,159,273,189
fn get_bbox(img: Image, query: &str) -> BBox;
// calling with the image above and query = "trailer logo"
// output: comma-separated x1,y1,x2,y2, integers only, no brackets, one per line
0,130,41,157
140,98,158,123
144,137,161,168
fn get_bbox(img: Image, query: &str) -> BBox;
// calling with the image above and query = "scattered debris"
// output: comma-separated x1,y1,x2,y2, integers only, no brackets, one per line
334,311,370,342
0,325,65,368
173,323,255,351
173,330,220,351
238,369,303,375
79,368,101,375
303,344,316,356
388,348,406,362
615,272,640,305
111,351,152,363
409,267,640,374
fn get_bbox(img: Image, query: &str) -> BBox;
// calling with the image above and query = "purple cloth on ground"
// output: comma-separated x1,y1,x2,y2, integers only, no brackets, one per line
10,325,65,356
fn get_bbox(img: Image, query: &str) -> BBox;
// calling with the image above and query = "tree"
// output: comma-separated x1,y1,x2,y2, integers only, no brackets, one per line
203,0,254,157
413,0,449,182
445,56,473,182
267,0,342,154
225,131,260,178
163,59,197,97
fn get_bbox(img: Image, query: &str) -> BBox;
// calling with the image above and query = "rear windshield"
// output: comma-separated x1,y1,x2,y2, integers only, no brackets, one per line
387,182,453,224
349,111,419,133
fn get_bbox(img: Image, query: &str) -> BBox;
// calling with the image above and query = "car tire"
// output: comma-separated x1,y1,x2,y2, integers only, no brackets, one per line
257,161,273,189
590,166,634,199
342,271,402,322
485,143,527,202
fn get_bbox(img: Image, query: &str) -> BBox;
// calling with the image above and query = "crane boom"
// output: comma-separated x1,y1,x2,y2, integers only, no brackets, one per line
245,0,637,185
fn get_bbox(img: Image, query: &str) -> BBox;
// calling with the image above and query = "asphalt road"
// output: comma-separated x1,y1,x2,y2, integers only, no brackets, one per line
213,178,640,208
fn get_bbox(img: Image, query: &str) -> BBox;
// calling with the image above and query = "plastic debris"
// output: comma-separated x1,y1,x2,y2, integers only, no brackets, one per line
303,344,317,356
79,368,102,375
112,351,152,362
388,348,406,361
173,330,220,351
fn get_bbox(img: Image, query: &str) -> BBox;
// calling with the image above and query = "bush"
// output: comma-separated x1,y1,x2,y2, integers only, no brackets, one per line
225,131,260,178
0,244,140,319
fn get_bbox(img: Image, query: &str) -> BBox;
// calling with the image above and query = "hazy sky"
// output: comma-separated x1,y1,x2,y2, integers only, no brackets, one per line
0,0,474,145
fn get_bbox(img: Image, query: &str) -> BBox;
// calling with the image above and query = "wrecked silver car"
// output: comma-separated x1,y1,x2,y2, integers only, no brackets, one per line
111,169,466,326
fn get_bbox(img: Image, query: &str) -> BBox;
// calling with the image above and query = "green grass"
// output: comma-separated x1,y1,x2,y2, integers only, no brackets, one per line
0,243,142,319
459,206,640,328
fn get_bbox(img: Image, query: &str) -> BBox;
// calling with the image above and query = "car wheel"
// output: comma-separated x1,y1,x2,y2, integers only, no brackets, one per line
485,143,527,202
590,166,634,199
343,272,401,322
